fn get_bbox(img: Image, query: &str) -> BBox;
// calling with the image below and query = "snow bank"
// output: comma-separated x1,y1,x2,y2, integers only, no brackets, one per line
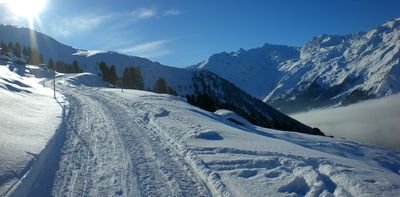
0,62,63,196
214,109,253,128
61,73,107,87
102,89,400,197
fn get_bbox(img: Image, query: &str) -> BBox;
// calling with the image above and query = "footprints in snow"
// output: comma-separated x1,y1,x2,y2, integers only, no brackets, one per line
278,176,309,196
153,108,170,117
193,147,341,196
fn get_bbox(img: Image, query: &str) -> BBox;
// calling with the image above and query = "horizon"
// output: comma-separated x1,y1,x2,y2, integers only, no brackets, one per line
0,0,400,68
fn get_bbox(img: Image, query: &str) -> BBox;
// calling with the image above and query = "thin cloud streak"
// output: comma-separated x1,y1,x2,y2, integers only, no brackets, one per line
164,9,181,16
129,7,157,21
119,40,172,58
128,7,181,21
50,14,111,37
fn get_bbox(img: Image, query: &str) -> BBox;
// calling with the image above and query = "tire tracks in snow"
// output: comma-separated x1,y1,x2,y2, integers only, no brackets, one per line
89,91,211,197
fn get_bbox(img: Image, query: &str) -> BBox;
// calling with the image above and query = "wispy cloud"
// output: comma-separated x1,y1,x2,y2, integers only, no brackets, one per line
50,14,111,37
128,7,181,21
164,9,181,16
119,40,172,58
129,7,158,21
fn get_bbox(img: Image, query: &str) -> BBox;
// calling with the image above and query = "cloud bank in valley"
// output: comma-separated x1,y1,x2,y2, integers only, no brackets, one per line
291,94,400,151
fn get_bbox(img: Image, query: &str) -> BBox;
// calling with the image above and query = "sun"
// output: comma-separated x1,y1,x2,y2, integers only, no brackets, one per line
7,0,46,18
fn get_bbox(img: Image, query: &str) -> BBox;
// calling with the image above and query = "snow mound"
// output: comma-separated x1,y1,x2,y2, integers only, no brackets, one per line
193,130,223,140
215,109,252,127
62,73,106,87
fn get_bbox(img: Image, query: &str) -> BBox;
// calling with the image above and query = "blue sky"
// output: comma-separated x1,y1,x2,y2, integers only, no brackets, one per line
1,0,400,67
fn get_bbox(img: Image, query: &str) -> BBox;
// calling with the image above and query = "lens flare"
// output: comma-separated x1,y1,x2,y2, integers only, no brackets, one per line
7,0,46,18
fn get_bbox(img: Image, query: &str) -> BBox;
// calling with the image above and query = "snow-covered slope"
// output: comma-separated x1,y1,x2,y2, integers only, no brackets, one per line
60,73,107,87
197,44,300,99
196,17,400,113
0,61,63,196
52,80,400,196
1,69,399,196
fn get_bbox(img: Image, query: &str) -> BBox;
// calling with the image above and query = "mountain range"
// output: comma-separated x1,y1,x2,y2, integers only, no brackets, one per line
195,17,400,113
1,17,398,132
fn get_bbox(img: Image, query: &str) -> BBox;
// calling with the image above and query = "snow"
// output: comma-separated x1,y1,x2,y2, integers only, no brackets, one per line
99,87,400,197
0,62,63,196
60,73,107,87
214,109,252,128
72,50,105,57
1,71,399,196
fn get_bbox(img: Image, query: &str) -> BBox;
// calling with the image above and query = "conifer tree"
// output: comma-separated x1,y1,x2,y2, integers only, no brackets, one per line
48,59,55,70
109,65,118,85
122,67,144,90
153,78,168,94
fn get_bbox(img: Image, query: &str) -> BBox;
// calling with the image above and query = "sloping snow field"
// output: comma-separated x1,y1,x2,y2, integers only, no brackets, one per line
100,89,400,197
1,70,400,196
0,62,63,196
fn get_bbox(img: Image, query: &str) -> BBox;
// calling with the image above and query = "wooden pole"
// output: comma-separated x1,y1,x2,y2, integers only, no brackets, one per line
120,64,124,93
53,68,56,98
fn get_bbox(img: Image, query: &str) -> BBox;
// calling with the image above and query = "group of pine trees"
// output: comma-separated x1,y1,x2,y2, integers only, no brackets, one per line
48,59,83,73
153,78,177,96
122,67,144,89
99,62,118,85
0,41,43,65
97,61,177,95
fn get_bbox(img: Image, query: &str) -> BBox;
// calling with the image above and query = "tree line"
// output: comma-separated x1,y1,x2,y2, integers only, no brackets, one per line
98,61,177,95
0,41,43,65
48,59,83,73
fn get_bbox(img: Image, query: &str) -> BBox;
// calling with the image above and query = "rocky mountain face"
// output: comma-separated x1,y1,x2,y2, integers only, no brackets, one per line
195,18,400,113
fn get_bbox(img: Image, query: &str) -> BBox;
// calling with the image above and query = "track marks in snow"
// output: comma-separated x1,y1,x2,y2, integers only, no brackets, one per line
93,94,210,196
52,87,210,196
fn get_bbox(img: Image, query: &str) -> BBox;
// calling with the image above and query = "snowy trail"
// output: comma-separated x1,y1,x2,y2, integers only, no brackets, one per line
52,86,210,196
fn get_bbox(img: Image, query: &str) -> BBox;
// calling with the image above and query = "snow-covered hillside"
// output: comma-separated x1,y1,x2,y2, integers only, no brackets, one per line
0,25,193,92
1,69,399,196
196,17,400,113
196,43,300,99
0,61,63,196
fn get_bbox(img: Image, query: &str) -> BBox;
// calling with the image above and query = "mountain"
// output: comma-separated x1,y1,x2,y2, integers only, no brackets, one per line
0,24,322,135
0,25,193,93
195,17,400,113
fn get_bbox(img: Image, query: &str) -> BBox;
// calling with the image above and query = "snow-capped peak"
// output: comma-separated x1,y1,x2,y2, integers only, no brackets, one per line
195,18,400,113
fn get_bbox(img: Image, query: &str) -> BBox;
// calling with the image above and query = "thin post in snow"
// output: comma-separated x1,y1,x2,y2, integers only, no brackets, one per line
120,64,124,93
53,67,56,98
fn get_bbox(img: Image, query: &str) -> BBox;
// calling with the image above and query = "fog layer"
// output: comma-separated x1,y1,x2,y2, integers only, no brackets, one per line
291,94,400,151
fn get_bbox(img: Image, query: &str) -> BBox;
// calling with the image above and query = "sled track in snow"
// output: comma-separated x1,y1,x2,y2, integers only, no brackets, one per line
51,87,210,196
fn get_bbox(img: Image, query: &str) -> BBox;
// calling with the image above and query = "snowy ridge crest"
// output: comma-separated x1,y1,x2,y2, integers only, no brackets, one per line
195,17,400,113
